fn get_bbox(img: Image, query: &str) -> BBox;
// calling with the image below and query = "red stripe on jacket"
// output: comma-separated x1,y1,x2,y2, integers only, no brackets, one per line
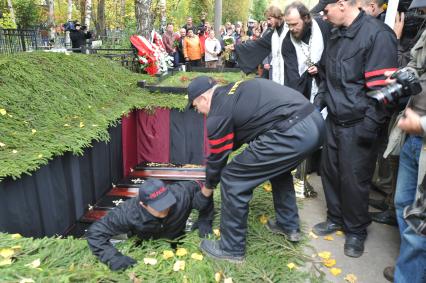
366,79,388,88
209,133,234,146
210,143,233,154
365,68,398,79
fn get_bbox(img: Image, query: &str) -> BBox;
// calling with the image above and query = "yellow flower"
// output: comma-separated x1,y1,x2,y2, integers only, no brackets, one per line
0,258,12,266
263,182,272,192
0,248,14,258
0,109,7,115
143,258,157,265
64,124,70,127
79,122,84,128
336,231,344,236
318,251,331,259
324,235,334,241
224,278,233,283
163,250,174,260
31,129,36,134
12,150,18,154
323,258,336,268
173,260,185,271
0,142,5,147
213,229,221,237
176,248,187,257
25,259,41,269
38,154,43,159
309,231,318,239
330,267,342,276
215,272,222,282
191,253,203,261
344,273,358,283
11,233,21,239
287,262,297,270
259,215,268,224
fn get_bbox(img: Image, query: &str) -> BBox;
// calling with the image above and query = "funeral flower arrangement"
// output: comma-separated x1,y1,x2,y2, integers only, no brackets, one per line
130,31,174,76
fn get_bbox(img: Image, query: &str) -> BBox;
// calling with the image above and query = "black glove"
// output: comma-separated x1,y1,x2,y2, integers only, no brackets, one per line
356,117,380,145
108,254,137,271
197,220,213,237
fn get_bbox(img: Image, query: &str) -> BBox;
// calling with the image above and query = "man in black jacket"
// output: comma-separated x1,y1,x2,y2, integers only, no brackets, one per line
86,178,213,271
310,0,398,258
187,76,325,262
70,23,92,53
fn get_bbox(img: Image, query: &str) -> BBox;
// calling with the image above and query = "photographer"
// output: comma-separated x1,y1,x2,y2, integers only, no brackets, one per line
381,2,426,281
70,22,92,53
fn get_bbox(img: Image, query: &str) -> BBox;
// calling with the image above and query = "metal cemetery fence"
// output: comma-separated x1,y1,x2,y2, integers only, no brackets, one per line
0,29,41,54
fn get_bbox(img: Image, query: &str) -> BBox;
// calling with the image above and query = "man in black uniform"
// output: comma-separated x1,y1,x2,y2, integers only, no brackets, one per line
186,76,325,262
86,179,213,271
311,0,398,257
70,22,92,53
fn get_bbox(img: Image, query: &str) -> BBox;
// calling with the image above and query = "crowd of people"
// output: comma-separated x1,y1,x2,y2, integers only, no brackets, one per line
86,1,426,282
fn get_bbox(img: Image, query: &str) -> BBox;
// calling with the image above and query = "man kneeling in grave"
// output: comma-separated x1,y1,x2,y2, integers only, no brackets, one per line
86,178,213,271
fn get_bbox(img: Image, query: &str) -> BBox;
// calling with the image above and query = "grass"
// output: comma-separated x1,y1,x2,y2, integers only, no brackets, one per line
0,186,325,283
156,72,252,87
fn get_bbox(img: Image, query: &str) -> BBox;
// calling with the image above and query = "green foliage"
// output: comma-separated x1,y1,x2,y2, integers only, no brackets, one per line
0,186,325,282
0,52,187,181
14,0,42,28
0,12,17,29
222,0,250,24
157,72,251,87
250,0,268,22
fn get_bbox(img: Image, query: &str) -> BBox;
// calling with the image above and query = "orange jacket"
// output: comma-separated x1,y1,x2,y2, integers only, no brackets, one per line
183,36,204,60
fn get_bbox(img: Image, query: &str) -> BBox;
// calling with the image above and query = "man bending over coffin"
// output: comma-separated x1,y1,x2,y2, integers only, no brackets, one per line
86,178,213,271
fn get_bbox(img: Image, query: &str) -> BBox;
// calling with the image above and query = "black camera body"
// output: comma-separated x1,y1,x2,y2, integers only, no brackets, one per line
366,68,423,104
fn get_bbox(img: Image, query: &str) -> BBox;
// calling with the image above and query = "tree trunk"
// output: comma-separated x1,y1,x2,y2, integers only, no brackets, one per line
80,0,86,23
135,0,153,38
214,0,222,39
84,0,92,30
120,0,126,29
159,0,166,33
7,0,16,25
65,0,73,46
48,0,55,41
96,0,106,37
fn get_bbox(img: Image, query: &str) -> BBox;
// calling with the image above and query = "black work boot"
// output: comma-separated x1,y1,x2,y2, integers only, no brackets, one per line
383,266,395,282
312,220,343,236
370,210,397,226
369,198,389,211
266,219,301,242
344,235,365,258
199,239,244,263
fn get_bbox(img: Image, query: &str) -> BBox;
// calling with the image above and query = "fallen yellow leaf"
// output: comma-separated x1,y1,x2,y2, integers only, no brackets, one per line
31,129,36,134
176,248,187,257
162,250,174,260
213,229,221,237
12,150,18,154
336,231,344,236
0,109,7,115
38,154,43,159
287,262,297,270
79,122,84,128
92,124,98,127
323,258,336,268
344,273,358,283
173,260,185,271
191,253,203,261
11,246,21,251
309,231,318,239
318,251,331,259
11,233,22,239
0,249,14,258
0,142,5,147
0,258,12,266
259,215,268,224
215,272,222,282
263,182,272,192
143,258,157,265
19,278,35,283
224,278,233,283
324,235,334,241
25,259,41,269
64,124,70,127
330,267,342,276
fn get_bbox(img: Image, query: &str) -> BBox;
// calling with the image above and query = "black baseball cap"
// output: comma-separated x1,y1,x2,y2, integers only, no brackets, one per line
311,0,339,13
409,0,426,9
185,76,217,110
138,179,176,211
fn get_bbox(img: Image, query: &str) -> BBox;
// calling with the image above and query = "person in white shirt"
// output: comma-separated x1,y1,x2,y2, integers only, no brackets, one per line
204,30,222,68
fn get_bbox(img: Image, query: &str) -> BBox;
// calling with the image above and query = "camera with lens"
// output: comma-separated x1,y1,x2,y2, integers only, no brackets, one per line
366,67,422,104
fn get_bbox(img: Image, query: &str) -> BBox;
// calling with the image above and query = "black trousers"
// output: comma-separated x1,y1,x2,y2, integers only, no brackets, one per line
321,118,380,237
218,111,325,255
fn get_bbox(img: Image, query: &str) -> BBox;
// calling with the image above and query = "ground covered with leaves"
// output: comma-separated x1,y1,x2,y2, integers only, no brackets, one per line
0,187,325,283
0,53,247,181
